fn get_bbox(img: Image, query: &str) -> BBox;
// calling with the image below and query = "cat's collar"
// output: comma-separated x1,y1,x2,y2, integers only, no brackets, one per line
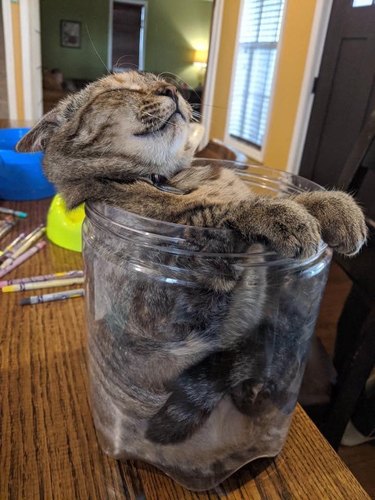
99,173,187,195
141,174,186,195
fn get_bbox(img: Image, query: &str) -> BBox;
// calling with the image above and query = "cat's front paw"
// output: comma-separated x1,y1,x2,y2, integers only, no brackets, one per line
293,191,367,256
249,199,322,259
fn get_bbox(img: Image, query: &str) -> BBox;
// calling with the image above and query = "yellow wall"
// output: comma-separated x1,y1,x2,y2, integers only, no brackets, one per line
11,2,24,120
209,0,318,171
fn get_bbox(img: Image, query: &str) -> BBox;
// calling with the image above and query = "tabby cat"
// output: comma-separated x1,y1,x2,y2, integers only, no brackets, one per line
17,71,366,488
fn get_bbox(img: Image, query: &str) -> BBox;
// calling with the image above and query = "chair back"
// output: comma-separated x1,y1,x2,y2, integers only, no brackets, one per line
338,110,375,195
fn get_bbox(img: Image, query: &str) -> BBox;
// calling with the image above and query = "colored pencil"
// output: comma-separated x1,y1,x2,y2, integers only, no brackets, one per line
0,226,46,269
0,270,84,288
0,217,16,241
2,277,85,293
20,288,85,305
0,232,26,258
0,240,47,278
0,207,28,218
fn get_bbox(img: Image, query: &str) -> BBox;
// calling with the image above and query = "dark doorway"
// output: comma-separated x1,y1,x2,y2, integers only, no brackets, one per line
299,0,375,214
111,1,145,71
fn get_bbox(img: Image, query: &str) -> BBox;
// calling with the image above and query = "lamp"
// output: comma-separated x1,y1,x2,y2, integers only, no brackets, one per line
193,49,208,68
193,49,208,87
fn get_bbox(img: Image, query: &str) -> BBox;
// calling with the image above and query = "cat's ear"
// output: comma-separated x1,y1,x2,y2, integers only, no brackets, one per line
16,109,60,152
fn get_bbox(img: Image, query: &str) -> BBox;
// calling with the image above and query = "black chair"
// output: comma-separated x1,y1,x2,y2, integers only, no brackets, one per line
317,110,375,449
195,128,375,450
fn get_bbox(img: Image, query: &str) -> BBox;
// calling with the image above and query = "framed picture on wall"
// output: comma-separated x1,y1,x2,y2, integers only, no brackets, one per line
60,20,81,49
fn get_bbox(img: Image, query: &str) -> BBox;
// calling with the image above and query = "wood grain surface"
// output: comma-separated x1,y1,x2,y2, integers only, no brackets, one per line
0,198,370,500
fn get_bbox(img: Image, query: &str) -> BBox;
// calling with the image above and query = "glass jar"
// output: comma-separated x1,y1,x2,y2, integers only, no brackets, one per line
83,160,332,491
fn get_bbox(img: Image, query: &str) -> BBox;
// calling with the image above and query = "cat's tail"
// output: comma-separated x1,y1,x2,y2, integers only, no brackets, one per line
145,350,235,444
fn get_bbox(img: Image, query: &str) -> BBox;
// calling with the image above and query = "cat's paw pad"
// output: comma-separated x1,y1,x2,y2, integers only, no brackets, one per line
262,201,322,259
303,192,367,256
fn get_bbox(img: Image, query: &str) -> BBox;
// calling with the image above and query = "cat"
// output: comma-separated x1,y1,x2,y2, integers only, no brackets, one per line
17,70,367,487
17,71,365,258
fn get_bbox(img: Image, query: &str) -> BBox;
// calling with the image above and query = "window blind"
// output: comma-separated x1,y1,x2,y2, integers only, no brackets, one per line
228,0,285,148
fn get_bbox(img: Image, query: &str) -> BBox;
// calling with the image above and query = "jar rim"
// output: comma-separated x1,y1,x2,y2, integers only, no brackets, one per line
85,160,329,266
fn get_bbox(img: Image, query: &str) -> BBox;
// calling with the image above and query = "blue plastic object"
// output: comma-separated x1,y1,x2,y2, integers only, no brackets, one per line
0,128,56,200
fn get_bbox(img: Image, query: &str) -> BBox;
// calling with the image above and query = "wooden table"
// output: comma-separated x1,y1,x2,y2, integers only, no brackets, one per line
0,197,370,500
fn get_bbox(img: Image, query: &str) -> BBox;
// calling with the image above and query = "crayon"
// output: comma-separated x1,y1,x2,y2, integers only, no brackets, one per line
0,270,84,288
0,240,47,278
20,288,85,305
0,207,28,218
0,226,46,269
0,233,26,258
0,217,16,241
2,277,85,293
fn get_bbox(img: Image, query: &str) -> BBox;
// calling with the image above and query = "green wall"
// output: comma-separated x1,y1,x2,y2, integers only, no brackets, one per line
40,0,109,81
144,0,213,88
40,0,213,87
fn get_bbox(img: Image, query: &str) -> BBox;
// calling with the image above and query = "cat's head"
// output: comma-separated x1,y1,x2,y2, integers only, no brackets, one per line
16,71,194,206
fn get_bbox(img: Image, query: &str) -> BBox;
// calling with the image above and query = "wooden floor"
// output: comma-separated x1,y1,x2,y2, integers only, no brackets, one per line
315,263,375,497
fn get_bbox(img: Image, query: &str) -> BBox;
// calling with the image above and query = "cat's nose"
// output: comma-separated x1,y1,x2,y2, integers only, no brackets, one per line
157,85,178,104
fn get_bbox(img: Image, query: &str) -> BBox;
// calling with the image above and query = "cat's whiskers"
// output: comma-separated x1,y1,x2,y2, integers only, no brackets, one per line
157,72,202,104
191,102,226,111
112,56,139,71
85,24,110,74
141,110,181,131
141,110,166,130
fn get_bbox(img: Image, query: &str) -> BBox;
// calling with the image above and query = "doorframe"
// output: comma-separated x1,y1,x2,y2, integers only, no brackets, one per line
2,0,17,119
200,0,224,148
19,0,43,121
108,0,148,72
2,0,43,121
286,0,333,174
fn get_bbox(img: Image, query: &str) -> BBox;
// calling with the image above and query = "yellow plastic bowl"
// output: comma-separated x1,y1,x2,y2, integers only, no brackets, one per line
46,194,85,252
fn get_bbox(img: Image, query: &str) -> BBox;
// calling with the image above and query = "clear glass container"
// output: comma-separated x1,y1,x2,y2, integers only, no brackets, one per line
83,160,332,491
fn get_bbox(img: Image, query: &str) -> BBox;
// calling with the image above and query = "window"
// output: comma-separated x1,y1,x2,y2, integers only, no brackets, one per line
228,0,285,150
352,0,374,7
